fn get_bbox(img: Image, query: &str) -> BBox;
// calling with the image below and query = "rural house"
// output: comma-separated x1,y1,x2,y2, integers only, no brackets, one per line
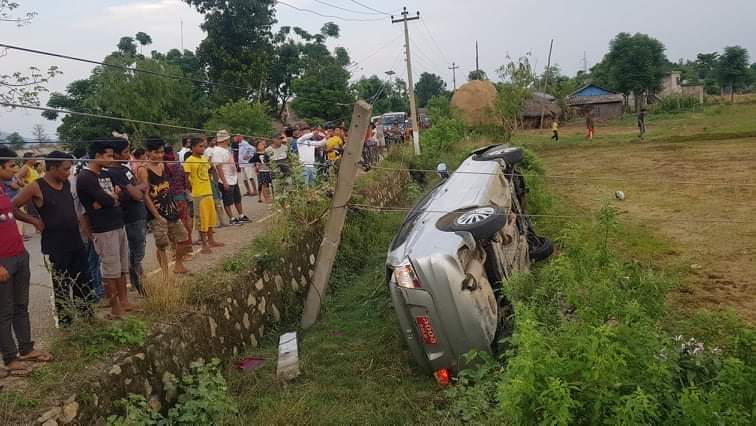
566,84,625,120
521,92,562,128
659,71,705,103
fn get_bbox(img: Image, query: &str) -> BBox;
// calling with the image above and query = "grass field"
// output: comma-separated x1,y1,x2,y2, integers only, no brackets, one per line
514,102,756,324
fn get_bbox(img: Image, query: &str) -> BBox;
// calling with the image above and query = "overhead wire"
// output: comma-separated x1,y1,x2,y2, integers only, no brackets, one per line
348,204,756,226
347,0,394,15
347,33,403,71
0,42,354,107
276,1,386,22
1,101,275,141
313,0,385,16
419,20,451,64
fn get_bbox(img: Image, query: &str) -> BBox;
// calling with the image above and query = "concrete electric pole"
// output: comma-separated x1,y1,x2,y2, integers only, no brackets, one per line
392,7,421,156
448,62,460,91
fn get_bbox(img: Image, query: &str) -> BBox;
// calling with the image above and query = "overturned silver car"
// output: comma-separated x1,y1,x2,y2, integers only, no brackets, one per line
386,145,553,384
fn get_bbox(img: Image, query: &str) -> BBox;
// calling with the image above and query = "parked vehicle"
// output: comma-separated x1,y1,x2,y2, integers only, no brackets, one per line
385,145,553,384
381,112,407,146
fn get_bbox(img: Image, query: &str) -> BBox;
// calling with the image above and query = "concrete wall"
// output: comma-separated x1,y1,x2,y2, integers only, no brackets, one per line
36,168,411,425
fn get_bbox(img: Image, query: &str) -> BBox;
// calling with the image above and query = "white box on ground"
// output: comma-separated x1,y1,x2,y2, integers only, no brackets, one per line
277,332,300,381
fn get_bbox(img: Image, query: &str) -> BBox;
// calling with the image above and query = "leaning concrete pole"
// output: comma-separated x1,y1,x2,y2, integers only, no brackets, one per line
301,100,373,330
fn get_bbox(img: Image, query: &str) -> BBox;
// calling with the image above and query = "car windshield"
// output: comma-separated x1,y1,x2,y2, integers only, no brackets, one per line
382,114,404,125
390,181,443,250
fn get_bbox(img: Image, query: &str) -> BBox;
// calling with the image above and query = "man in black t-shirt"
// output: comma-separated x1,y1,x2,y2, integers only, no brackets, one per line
76,140,137,319
107,139,148,296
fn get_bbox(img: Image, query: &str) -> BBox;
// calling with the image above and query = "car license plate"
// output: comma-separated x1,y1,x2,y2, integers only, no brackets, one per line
415,316,438,345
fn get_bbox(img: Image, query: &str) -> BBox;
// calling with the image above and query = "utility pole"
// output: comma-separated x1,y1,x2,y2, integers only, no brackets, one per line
392,7,421,155
180,20,184,51
475,41,480,73
301,100,373,330
539,39,554,129
448,62,460,91
583,51,588,73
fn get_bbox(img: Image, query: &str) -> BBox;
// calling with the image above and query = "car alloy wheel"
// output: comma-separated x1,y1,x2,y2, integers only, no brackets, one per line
456,207,496,226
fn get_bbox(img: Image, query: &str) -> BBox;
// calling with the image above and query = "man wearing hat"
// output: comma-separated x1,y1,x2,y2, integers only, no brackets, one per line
213,130,249,226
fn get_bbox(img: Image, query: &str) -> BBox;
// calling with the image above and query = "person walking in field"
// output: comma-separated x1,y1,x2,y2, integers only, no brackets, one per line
141,139,191,275
183,136,224,254
585,111,595,141
12,151,94,326
638,108,647,140
551,119,560,142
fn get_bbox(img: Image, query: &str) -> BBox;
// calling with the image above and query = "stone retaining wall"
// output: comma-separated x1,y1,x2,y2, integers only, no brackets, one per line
37,168,412,425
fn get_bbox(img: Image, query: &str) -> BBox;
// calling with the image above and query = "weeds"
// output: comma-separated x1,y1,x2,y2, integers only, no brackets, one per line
107,358,236,425
61,317,148,358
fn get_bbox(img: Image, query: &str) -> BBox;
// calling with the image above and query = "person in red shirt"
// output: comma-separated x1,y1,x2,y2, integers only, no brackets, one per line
0,147,53,378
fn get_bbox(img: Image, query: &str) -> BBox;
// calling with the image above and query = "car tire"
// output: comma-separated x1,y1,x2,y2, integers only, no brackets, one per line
528,232,554,262
476,146,524,165
442,206,508,240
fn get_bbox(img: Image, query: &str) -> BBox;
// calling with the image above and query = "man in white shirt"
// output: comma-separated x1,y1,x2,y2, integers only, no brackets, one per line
237,136,257,197
296,127,327,186
213,131,249,225
177,136,192,163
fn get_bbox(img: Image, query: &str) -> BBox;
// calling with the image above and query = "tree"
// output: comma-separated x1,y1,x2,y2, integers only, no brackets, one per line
184,0,276,104
205,100,273,137
594,33,667,110
31,124,48,142
717,46,751,101
117,36,137,56
0,1,62,105
352,75,406,115
5,132,25,150
468,70,488,81
415,73,448,108
44,36,211,145
493,54,535,138
291,62,352,121
135,32,152,54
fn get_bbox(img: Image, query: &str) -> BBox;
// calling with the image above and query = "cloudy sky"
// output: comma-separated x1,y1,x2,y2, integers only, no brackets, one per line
2,0,755,137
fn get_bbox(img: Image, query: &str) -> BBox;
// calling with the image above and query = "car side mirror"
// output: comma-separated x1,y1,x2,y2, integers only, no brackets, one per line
436,163,449,179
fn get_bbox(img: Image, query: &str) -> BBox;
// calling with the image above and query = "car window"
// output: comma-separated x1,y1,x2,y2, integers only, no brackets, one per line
390,181,442,250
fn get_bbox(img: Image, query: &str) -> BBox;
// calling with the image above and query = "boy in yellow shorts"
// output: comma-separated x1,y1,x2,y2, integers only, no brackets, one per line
182,135,224,254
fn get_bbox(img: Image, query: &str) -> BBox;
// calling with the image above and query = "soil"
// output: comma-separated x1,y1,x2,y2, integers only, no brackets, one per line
537,137,756,324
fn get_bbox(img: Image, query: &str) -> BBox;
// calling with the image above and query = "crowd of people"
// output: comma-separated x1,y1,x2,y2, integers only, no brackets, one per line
0,122,383,377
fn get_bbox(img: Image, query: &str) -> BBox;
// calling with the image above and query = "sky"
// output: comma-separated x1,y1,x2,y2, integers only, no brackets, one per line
2,0,755,137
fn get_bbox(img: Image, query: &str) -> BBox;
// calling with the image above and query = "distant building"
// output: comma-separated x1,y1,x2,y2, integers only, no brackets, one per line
566,84,625,120
659,71,705,103
521,92,561,129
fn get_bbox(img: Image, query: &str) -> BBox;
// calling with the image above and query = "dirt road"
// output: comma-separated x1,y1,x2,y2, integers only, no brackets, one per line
537,138,756,323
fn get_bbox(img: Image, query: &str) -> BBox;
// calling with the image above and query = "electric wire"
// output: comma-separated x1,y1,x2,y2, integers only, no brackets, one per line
347,0,394,15
0,42,354,107
276,1,386,22
313,0,385,16
419,20,450,64
347,204,756,225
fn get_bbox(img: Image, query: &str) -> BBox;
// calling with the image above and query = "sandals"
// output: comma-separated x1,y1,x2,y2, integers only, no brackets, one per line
2,361,35,377
18,350,54,363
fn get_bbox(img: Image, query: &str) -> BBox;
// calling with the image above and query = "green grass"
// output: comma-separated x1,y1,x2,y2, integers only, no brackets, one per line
225,210,454,425
513,102,756,149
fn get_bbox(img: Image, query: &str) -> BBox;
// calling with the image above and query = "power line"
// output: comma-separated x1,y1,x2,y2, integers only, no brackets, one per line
1,102,275,141
347,33,403,71
0,42,353,107
0,42,249,93
313,0,384,15
348,204,756,225
348,0,393,15
366,165,756,188
419,20,450,64
276,1,385,22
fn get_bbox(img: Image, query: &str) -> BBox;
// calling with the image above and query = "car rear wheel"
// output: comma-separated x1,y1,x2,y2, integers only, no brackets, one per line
439,206,508,240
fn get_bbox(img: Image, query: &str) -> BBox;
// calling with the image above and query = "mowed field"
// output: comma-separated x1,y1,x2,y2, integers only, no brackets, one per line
517,102,756,323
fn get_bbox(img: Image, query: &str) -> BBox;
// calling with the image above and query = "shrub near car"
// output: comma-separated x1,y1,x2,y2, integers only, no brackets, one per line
386,145,553,384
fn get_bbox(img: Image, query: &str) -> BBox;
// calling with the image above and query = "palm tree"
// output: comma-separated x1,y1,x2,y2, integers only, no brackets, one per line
135,32,153,55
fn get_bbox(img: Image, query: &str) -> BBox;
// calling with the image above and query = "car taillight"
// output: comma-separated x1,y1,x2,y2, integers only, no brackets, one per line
415,316,438,345
393,262,422,289
434,368,451,386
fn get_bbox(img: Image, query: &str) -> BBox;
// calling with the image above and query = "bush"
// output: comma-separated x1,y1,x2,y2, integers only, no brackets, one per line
205,100,273,137
107,358,237,425
653,95,703,114
447,154,755,424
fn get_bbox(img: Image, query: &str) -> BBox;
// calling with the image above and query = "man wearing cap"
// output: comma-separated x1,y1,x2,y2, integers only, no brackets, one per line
213,130,249,226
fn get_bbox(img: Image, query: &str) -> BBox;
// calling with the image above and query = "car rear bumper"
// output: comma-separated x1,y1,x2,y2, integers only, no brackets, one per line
388,254,496,374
